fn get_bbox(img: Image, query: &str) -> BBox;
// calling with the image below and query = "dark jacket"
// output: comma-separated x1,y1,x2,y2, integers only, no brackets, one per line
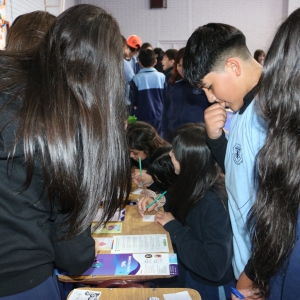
164,189,234,286
0,92,95,296
161,79,209,142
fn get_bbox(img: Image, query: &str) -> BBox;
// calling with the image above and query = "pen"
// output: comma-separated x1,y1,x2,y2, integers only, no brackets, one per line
138,157,144,188
145,191,167,210
231,287,245,299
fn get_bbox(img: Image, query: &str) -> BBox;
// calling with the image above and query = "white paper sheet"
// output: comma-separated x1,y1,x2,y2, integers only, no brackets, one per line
132,188,143,195
68,289,101,300
143,215,155,222
111,234,169,253
163,291,193,300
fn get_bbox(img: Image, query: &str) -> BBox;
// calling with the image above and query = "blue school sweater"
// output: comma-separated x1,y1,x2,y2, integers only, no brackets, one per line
225,99,266,278
130,68,165,132
161,79,209,142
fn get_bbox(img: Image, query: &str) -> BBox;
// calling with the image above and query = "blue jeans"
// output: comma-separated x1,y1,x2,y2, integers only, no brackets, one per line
185,271,236,300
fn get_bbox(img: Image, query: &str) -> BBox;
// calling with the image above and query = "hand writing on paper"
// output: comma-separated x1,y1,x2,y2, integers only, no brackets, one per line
132,169,153,187
155,211,175,226
204,102,227,139
137,196,157,217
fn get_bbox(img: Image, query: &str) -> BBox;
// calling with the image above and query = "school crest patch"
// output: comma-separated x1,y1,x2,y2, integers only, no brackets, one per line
232,143,243,165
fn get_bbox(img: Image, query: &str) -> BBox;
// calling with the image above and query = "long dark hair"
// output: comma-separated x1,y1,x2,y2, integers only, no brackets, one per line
248,7,300,297
170,123,226,223
169,47,185,86
127,121,169,156
0,4,131,239
253,49,265,63
6,11,56,52
148,145,177,190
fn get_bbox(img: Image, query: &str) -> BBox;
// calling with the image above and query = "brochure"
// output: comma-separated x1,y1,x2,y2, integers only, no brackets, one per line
92,222,123,234
82,253,178,276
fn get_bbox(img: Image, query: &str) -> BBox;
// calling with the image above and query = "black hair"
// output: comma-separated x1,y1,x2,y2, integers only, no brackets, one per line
183,23,251,87
154,47,164,57
121,35,127,46
170,47,185,85
141,42,152,50
126,121,168,156
169,123,226,223
148,145,177,190
164,49,178,61
138,49,156,67
0,4,131,239
128,45,140,53
253,49,265,62
6,11,56,52
248,7,300,298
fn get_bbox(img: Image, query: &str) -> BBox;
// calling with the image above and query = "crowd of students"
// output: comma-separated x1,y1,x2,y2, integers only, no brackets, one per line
1,3,300,300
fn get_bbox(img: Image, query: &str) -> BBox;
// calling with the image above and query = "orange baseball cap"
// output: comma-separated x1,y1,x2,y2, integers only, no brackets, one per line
127,35,142,49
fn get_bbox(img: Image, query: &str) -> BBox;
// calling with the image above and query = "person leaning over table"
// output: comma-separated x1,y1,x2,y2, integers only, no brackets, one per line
0,4,131,299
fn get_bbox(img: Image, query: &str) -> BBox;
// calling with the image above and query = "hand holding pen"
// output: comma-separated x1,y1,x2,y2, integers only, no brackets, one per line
137,191,167,217
231,287,264,300
137,196,157,217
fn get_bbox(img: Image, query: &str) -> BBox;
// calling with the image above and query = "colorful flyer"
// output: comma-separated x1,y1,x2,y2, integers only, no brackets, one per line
94,237,114,250
92,222,122,234
111,234,169,253
81,253,178,276
93,208,125,222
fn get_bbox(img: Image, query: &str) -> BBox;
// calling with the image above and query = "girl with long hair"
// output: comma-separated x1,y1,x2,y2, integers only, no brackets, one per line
0,4,131,298
138,123,235,299
235,7,300,300
127,121,169,187
160,47,209,142
6,11,56,52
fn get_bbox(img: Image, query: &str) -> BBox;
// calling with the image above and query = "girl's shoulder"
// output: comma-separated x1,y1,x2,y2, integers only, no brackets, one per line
199,188,228,209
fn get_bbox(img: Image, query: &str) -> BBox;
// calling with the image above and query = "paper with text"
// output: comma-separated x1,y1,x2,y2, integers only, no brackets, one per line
111,234,169,253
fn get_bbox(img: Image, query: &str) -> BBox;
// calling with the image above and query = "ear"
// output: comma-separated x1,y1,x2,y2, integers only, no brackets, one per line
154,59,157,66
138,61,143,67
225,58,242,77
170,59,175,66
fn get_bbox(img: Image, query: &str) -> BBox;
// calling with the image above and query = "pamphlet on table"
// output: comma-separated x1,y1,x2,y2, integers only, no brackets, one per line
82,253,178,276
111,234,169,253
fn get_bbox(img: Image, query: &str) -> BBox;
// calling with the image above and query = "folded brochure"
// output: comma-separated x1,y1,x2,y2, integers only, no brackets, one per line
82,253,178,276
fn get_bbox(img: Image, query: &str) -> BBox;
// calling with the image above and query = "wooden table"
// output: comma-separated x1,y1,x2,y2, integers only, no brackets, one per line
58,204,174,284
128,182,141,201
67,287,201,300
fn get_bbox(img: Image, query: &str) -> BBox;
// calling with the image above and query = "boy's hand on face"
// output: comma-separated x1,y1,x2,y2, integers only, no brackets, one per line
204,102,227,139
155,211,175,226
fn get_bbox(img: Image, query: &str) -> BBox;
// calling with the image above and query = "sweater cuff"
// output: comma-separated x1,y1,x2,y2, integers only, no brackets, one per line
205,129,226,148
163,219,183,236
244,259,255,281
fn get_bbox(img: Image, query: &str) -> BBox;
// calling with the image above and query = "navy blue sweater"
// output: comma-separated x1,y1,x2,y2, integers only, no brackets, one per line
161,79,209,142
164,189,234,286
130,68,165,132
